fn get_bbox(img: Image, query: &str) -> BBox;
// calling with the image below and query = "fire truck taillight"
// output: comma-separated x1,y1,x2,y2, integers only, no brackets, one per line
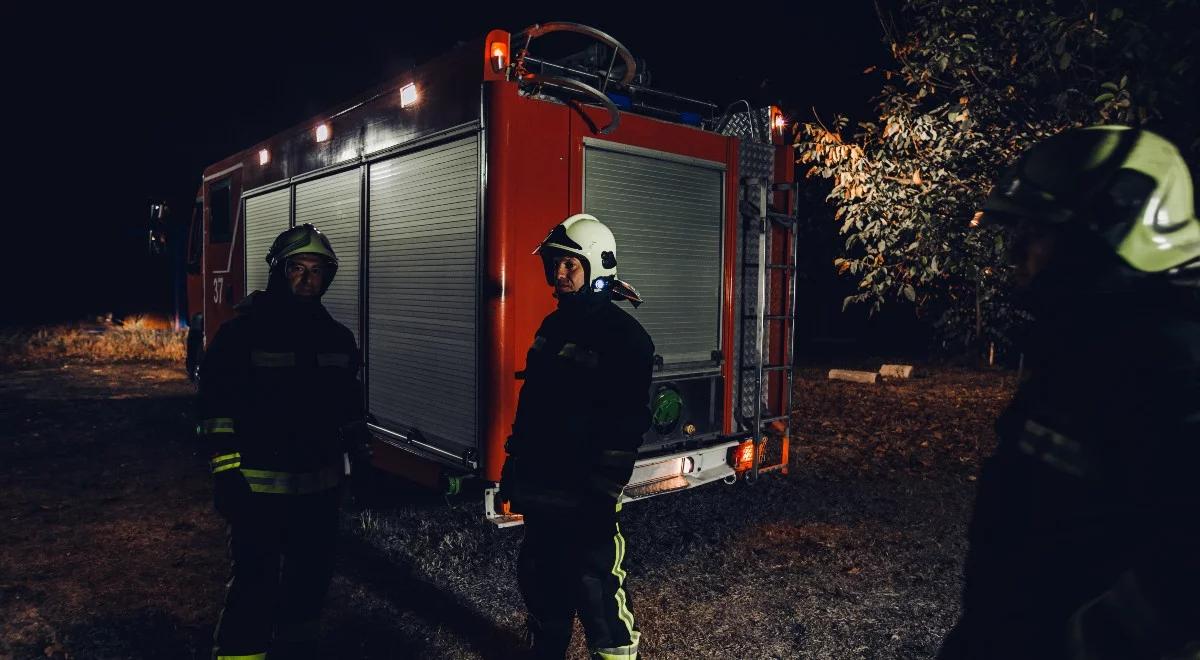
258,149,270,166
490,41,509,73
400,83,419,108
730,438,767,471
315,123,331,143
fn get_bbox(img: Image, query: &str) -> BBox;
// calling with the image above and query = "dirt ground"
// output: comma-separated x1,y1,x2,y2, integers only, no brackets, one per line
0,360,1014,659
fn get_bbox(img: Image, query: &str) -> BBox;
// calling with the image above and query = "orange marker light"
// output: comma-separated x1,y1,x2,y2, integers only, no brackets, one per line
489,40,509,73
731,438,769,471
315,123,331,143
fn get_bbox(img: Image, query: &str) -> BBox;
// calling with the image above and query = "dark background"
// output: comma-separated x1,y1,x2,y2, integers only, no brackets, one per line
11,5,895,346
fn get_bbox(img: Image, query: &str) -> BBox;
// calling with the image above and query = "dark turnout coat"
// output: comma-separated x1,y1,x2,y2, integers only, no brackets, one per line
197,289,363,485
502,294,655,514
941,287,1200,659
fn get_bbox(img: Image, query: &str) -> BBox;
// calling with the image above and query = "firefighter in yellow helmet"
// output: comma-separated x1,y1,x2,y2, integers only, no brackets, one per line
500,214,654,660
938,127,1200,659
197,224,368,659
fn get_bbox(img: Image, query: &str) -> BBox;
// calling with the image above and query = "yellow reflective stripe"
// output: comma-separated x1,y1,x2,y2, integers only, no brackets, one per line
250,350,296,367
316,353,350,368
200,418,235,434
211,452,242,474
593,635,640,658
216,654,267,660
240,466,342,494
611,525,636,639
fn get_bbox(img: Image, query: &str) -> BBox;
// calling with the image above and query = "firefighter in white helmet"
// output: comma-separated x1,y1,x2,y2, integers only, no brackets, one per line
500,213,654,660
939,127,1200,659
198,224,369,659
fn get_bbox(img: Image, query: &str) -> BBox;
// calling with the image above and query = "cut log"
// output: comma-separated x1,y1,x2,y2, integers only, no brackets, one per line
828,369,879,384
879,364,915,379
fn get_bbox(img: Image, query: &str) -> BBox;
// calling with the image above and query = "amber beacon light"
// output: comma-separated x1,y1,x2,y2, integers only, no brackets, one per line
490,40,509,73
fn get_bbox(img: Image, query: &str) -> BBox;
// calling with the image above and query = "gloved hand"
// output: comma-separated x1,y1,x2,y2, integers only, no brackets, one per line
342,420,374,465
1065,577,1155,660
213,468,252,521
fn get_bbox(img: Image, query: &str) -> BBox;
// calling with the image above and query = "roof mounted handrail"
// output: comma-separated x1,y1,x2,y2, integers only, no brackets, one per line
512,21,637,135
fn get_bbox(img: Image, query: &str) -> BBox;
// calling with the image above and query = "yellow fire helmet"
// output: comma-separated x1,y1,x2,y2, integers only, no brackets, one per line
984,125,1199,279
266,224,340,292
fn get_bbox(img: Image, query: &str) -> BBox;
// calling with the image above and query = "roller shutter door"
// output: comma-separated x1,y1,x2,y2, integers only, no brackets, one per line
295,169,362,345
367,136,479,455
243,188,290,296
584,145,725,370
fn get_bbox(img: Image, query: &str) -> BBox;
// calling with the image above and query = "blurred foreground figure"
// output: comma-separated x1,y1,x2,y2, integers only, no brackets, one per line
198,224,369,659
939,126,1200,660
500,214,653,659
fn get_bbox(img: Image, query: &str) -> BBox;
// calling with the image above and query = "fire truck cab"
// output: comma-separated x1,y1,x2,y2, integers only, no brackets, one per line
185,23,798,524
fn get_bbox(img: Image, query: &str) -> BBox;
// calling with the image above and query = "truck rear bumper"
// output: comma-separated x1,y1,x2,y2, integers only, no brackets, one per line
620,440,738,502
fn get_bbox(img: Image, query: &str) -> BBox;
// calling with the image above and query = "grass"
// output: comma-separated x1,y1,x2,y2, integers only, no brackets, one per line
0,319,187,369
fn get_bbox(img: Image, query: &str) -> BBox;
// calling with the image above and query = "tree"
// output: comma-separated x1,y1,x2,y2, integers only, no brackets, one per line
794,0,1199,350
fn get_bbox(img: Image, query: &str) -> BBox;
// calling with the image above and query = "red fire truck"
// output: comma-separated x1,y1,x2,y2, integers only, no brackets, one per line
183,22,799,524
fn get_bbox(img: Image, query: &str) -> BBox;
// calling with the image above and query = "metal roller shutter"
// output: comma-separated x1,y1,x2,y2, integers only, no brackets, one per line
295,169,362,345
367,136,479,454
583,144,725,371
243,188,290,296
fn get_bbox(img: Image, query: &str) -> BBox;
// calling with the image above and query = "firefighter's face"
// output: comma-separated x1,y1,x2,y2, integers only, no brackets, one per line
1006,222,1057,289
552,255,586,294
285,254,328,299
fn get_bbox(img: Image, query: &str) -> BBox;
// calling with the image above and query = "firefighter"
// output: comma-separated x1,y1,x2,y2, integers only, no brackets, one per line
500,213,655,660
197,223,367,660
938,126,1200,659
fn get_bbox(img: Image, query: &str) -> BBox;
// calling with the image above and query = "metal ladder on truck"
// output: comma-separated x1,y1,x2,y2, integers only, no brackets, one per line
739,178,800,482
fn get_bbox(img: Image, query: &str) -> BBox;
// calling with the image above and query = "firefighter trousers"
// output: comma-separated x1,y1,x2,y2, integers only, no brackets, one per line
518,511,640,659
213,489,340,660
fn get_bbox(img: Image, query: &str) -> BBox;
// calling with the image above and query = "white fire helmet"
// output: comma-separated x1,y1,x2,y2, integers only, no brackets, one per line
534,213,643,305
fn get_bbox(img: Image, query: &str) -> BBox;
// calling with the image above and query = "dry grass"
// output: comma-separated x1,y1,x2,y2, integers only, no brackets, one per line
1,359,1014,658
0,320,186,369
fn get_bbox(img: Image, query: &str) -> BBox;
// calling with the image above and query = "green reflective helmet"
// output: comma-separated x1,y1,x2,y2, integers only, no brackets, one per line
983,126,1199,278
266,224,339,292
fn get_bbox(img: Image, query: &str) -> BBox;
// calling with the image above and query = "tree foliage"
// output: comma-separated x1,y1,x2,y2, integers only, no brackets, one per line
795,0,1199,349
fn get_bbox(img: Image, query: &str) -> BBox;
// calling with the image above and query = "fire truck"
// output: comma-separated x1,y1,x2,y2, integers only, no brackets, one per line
183,22,799,524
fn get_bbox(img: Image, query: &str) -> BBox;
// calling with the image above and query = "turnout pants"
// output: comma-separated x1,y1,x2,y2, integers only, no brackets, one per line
518,511,640,659
213,490,340,660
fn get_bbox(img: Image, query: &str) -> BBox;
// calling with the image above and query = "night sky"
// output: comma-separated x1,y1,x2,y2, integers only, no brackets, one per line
12,5,888,325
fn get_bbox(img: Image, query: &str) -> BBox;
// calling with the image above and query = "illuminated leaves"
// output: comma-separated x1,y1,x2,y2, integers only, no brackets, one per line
793,0,1198,347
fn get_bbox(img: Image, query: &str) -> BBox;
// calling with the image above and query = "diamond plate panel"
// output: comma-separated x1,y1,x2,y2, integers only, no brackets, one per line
720,107,773,145
733,141,777,427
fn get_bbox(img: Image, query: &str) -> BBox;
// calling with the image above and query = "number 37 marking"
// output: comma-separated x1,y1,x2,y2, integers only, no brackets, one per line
212,276,225,304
